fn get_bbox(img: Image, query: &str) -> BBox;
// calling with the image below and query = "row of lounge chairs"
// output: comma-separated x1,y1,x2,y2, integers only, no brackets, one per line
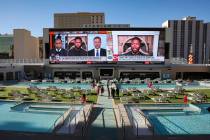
151,96,169,103
120,85,186,103
121,85,184,95
8,87,93,102
120,78,203,86
121,89,208,104
187,92,207,103
147,85,185,103
120,78,175,84
27,86,93,95
0,86,6,91
31,78,93,84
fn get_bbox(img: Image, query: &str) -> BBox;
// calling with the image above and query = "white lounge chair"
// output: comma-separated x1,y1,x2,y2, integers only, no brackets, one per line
151,97,169,103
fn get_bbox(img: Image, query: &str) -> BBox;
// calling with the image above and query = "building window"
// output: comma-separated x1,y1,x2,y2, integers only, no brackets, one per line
195,21,200,63
6,72,13,80
188,20,192,55
0,73,4,81
180,21,185,58
173,21,178,57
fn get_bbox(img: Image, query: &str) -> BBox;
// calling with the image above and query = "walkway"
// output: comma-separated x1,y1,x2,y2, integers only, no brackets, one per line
87,80,119,140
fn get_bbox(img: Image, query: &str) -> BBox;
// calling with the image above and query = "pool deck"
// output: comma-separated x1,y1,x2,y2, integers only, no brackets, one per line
140,107,185,110
57,104,92,134
86,81,119,140
136,113,153,136
117,103,139,139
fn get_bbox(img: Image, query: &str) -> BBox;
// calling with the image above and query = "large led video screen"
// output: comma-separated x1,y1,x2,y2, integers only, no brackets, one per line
49,30,164,63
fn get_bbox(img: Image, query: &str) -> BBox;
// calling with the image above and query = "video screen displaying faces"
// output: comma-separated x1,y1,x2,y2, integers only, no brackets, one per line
49,30,164,63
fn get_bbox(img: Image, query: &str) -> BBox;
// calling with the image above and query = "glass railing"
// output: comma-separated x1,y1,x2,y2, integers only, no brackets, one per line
170,57,188,64
0,59,44,64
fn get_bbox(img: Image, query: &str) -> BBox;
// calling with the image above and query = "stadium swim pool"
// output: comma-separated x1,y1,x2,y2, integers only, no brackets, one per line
126,103,210,135
119,83,210,89
0,101,83,133
1,81,209,90
2,82,92,89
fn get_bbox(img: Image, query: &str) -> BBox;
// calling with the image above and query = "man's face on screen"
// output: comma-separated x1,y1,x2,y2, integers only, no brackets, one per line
94,38,101,49
75,39,82,49
131,39,141,53
55,39,62,49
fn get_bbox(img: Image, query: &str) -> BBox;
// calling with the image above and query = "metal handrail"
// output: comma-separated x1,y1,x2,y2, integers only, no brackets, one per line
132,114,139,136
68,109,80,134
81,104,93,136
68,105,92,136
51,111,66,133
117,105,126,139
137,109,155,135
53,113,65,129
126,105,139,136
51,106,72,133
83,105,91,124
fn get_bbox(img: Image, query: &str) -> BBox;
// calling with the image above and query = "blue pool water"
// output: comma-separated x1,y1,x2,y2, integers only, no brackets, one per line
10,82,92,89
120,83,209,89
0,101,83,133
2,81,208,90
127,104,210,135
127,104,187,108
119,83,176,89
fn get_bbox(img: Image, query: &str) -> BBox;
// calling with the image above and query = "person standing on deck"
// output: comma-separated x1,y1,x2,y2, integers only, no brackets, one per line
111,82,116,98
96,81,102,95
107,80,111,98
80,94,87,104
116,83,120,97
184,94,188,105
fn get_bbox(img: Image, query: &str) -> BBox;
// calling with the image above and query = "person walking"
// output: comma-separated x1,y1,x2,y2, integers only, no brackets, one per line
116,83,120,98
96,82,101,95
111,82,116,98
107,80,111,98
101,85,104,96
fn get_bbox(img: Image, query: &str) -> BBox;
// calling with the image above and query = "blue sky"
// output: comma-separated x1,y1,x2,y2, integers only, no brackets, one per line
0,0,210,37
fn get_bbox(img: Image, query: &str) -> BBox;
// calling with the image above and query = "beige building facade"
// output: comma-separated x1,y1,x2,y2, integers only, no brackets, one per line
54,12,105,28
14,29,39,59
162,16,210,64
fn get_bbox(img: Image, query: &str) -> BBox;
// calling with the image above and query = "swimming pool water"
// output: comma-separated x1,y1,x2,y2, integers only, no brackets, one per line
3,81,209,90
11,82,92,89
130,104,187,108
120,83,210,89
120,84,176,89
146,110,210,135
0,101,83,133
127,104,210,135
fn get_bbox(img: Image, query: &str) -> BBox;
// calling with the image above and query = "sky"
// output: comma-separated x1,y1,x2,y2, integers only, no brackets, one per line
0,0,210,37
